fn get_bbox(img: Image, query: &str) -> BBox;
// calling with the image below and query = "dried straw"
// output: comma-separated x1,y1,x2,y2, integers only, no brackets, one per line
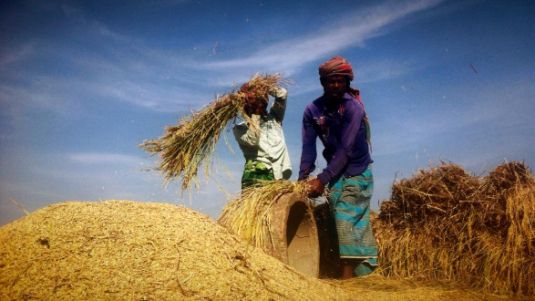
0,200,513,300
218,180,309,251
0,200,351,300
379,162,480,229
140,74,283,190
376,161,535,296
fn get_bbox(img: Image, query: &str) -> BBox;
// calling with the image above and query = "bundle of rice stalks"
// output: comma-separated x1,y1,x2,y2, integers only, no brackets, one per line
0,200,352,300
218,181,309,252
379,162,480,228
376,161,535,296
477,161,535,231
140,74,283,190
483,161,534,191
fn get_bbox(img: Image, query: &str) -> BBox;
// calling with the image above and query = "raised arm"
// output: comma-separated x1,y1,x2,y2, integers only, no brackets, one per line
268,86,288,123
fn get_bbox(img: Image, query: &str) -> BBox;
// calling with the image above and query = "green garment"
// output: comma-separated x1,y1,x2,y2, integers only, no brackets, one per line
241,160,275,189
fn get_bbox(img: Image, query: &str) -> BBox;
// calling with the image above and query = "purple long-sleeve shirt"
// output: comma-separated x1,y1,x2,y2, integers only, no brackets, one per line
298,92,372,185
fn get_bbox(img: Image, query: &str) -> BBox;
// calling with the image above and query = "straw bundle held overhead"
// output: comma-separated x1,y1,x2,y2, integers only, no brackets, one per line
218,180,309,251
140,74,283,190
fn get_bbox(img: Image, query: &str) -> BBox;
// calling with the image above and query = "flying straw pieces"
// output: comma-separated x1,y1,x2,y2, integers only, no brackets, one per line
140,74,283,191
376,161,535,296
218,180,309,252
0,200,353,300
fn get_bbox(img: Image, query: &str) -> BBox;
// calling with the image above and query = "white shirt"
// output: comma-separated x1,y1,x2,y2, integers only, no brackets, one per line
232,87,292,180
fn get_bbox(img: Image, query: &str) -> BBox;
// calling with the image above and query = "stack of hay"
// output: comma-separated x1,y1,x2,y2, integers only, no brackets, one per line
379,163,480,229
0,200,350,300
376,161,535,296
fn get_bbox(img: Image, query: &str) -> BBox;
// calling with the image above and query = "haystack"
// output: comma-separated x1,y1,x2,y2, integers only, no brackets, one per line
0,200,350,300
140,74,283,190
478,161,535,231
376,161,535,296
379,163,480,228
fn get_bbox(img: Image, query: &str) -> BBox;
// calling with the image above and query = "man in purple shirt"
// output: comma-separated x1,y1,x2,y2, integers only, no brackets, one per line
299,56,378,279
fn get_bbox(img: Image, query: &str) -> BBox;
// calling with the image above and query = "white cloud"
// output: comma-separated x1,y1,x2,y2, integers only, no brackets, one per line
201,0,444,78
60,3,139,45
0,0,445,117
0,77,79,117
372,76,535,160
359,60,419,83
0,43,35,69
68,152,147,166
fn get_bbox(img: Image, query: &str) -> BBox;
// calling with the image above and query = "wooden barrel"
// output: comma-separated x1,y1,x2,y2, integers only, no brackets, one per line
268,192,320,278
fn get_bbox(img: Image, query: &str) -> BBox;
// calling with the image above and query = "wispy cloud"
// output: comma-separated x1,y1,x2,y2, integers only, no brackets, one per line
60,3,140,45
359,59,420,83
0,2,208,114
0,76,80,117
201,0,444,78
68,152,147,166
0,47,209,114
0,43,36,69
0,0,444,117
372,76,535,158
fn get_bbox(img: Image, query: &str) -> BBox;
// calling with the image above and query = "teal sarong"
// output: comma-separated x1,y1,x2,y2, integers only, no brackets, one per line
328,166,378,276
241,160,275,189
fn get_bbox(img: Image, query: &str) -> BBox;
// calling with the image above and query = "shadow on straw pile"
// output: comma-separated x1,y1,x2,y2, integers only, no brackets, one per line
376,161,535,297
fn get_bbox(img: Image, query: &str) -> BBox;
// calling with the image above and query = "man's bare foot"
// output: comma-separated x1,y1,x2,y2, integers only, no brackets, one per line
341,262,355,279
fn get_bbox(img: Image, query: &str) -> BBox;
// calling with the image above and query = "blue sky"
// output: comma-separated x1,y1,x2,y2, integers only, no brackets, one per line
1,0,534,225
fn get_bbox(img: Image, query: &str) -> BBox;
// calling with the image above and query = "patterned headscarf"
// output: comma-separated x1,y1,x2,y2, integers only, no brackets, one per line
318,56,354,81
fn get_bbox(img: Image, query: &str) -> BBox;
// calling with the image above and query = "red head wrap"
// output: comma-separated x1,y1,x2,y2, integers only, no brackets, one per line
318,56,354,81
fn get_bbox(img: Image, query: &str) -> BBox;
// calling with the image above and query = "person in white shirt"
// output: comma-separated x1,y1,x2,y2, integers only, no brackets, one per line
232,84,292,189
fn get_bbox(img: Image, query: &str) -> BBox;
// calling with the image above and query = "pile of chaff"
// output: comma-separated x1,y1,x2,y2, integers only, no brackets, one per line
140,74,283,190
0,200,351,300
375,161,535,296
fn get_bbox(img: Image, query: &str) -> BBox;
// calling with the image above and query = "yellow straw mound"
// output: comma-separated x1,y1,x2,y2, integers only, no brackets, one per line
0,200,350,300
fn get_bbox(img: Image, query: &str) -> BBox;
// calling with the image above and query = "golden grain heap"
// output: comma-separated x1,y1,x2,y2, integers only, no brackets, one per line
218,180,309,252
375,161,535,296
140,74,283,190
0,200,351,300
